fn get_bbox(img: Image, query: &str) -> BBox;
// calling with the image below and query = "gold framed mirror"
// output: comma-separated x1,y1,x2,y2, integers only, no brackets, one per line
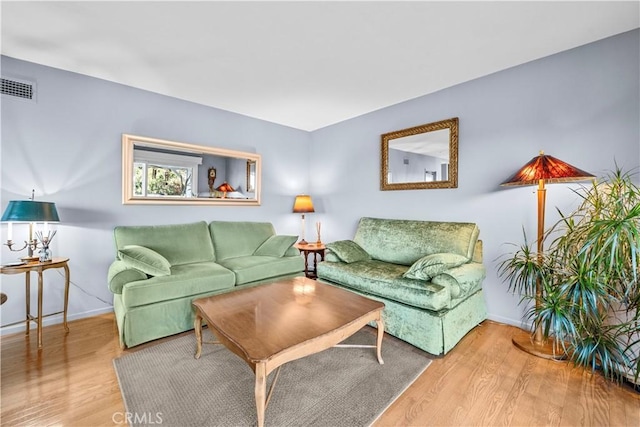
246,160,257,192
122,134,261,205
381,117,458,190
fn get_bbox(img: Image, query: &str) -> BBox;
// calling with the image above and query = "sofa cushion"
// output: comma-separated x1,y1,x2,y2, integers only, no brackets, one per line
253,235,298,257
118,245,172,277
209,221,276,260
326,240,371,263
317,260,451,312
217,255,304,285
114,221,215,265
121,262,235,308
353,217,480,265
403,253,468,281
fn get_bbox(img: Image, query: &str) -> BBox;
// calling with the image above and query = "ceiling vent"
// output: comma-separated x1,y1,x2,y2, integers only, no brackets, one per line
1,77,36,102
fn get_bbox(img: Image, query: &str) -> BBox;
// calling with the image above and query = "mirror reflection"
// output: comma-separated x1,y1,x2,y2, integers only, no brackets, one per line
122,134,261,205
381,117,458,190
246,160,257,193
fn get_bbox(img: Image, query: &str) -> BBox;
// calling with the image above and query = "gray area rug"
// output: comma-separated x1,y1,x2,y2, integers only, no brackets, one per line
113,328,432,427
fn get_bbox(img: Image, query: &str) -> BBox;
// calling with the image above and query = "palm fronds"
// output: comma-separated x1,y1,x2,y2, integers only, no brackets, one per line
498,166,640,383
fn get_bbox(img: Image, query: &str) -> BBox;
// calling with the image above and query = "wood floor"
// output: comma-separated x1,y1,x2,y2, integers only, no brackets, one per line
1,314,638,426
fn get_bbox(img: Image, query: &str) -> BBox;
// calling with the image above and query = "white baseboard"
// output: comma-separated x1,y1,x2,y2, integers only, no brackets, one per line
0,306,114,336
486,313,532,330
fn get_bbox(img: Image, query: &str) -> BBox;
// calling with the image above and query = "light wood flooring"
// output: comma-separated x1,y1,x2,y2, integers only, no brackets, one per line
1,314,638,426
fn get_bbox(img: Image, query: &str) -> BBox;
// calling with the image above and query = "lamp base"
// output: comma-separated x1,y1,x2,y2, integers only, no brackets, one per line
20,255,39,262
512,328,567,361
298,239,308,245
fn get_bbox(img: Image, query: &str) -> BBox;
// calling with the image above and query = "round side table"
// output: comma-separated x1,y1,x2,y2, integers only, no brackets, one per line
294,243,326,279
1,257,70,349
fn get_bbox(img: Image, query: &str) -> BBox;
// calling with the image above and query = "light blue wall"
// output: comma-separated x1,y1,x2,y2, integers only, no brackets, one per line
0,56,311,329
309,29,640,327
1,29,638,334
388,149,445,183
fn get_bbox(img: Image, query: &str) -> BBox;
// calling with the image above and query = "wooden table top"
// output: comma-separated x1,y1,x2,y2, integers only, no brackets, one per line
1,257,69,274
192,277,384,362
294,242,326,250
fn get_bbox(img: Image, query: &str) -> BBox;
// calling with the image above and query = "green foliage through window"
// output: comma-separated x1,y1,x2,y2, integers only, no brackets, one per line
134,163,192,197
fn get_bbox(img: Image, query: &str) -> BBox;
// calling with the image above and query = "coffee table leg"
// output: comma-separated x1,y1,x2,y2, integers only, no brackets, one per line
255,362,267,427
375,318,385,365
194,313,203,359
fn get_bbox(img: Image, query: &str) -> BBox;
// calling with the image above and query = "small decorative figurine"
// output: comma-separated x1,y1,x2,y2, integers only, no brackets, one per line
208,168,217,195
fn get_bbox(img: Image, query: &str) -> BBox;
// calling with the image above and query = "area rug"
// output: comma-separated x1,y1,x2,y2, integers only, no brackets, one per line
113,328,432,427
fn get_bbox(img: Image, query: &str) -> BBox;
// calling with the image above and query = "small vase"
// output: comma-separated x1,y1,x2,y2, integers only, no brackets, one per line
39,246,52,262
316,222,322,245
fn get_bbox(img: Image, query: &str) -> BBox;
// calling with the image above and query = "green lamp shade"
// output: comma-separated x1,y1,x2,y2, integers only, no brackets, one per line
1,201,60,223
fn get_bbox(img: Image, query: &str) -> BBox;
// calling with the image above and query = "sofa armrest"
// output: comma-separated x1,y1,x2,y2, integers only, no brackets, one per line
108,260,148,294
431,262,486,299
471,240,483,263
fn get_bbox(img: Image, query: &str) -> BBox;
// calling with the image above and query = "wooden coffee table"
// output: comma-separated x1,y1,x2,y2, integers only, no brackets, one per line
192,277,385,427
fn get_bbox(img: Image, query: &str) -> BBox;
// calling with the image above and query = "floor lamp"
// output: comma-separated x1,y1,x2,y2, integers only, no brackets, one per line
501,151,594,359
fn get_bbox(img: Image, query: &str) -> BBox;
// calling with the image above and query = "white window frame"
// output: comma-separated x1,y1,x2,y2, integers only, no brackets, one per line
133,149,202,197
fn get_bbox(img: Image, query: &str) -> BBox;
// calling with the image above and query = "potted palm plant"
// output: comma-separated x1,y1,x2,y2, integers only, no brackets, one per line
499,167,640,384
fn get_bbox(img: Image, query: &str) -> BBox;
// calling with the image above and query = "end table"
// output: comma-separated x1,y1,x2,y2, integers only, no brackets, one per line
294,243,326,279
0,257,70,349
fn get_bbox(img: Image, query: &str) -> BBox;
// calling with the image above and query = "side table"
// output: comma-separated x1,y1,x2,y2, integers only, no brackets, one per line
1,257,70,349
294,243,326,279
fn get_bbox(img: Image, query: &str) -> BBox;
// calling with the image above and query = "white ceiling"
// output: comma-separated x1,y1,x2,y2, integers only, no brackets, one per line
1,1,638,131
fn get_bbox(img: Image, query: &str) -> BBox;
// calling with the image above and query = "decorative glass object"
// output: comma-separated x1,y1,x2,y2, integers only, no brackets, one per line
38,245,52,262
35,230,57,262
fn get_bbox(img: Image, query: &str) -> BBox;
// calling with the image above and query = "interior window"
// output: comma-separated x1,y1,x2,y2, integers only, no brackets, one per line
133,149,202,197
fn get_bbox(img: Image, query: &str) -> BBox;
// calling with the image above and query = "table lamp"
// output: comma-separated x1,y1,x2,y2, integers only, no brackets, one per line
501,151,594,359
2,191,60,261
216,182,235,198
293,195,314,245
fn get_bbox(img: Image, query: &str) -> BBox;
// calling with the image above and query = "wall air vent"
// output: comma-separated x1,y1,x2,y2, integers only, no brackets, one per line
1,77,36,102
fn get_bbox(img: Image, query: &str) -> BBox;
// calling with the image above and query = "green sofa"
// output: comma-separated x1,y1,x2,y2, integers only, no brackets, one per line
317,217,487,355
108,221,304,348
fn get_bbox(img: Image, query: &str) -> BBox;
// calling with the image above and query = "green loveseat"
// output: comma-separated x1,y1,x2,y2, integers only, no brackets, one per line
317,217,487,355
108,221,304,348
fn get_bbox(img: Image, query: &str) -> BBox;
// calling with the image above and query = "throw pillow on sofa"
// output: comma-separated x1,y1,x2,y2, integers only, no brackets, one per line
254,235,298,257
326,240,371,263
118,245,172,277
403,253,468,281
